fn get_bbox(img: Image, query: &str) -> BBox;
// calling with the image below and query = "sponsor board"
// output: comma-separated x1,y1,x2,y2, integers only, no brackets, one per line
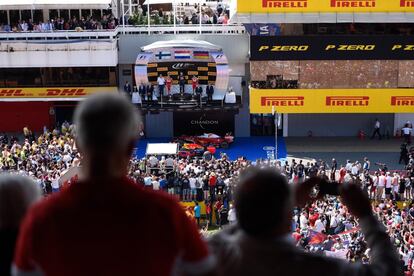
237,0,414,13
173,112,235,136
146,62,217,85
0,87,118,100
251,35,414,60
250,88,414,113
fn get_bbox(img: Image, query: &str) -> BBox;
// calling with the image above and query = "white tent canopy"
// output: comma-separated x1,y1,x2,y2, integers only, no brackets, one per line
142,39,222,51
145,143,179,156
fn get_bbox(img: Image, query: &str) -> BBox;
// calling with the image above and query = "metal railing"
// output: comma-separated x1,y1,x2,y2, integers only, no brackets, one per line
120,24,246,35
0,24,245,41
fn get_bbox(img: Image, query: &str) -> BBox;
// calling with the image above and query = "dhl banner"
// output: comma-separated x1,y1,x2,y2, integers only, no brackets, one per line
0,87,118,101
237,0,414,13
251,35,414,60
250,88,414,113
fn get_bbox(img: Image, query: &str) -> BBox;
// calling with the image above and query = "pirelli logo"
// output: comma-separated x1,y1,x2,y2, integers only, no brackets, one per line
330,0,375,7
262,0,308,8
400,0,414,7
326,96,369,106
0,89,25,97
261,96,304,107
391,96,414,106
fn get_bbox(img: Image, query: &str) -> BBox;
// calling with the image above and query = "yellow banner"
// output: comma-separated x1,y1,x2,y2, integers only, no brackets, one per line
237,0,414,13
250,88,414,114
0,87,118,100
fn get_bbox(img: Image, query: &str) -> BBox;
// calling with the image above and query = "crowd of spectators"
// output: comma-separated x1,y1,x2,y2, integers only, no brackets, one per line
129,2,230,25
0,14,118,32
1,120,414,273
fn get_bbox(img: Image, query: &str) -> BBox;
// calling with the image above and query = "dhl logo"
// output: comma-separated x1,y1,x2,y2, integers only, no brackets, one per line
45,89,87,96
400,0,414,7
262,0,308,8
391,96,414,106
330,0,375,7
0,89,25,97
326,96,369,106
261,96,304,106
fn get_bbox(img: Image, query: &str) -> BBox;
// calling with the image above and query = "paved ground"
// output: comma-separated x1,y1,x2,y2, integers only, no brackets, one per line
285,137,406,170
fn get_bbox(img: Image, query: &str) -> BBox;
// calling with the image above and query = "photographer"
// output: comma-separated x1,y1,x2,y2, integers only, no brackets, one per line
209,168,402,276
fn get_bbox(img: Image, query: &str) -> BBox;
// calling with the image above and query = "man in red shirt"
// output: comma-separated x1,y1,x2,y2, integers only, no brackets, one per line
13,94,215,276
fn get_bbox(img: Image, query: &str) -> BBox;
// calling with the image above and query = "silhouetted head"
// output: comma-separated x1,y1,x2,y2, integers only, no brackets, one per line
235,168,292,238
74,93,141,179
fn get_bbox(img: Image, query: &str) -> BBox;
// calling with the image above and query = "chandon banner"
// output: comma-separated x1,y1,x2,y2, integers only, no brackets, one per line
250,35,414,60
173,112,235,136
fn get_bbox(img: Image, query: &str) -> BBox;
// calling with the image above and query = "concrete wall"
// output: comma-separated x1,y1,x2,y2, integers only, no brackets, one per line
144,112,174,138
288,114,395,137
0,41,117,68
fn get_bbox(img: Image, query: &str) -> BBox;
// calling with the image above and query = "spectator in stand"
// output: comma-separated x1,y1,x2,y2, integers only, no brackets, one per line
0,174,41,276
12,94,215,276
209,168,402,276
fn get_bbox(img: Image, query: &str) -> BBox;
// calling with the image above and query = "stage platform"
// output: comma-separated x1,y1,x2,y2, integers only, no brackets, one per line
286,137,406,170
134,136,287,161
135,96,242,113
134,136,408,170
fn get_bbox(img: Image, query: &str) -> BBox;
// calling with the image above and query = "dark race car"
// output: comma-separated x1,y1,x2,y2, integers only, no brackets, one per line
174,133,234,149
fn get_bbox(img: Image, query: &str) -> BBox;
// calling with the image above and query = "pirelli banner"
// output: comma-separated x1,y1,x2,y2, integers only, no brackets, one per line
0,87,118,101
250,88,414,114
237,0,414,13
250,35,414,60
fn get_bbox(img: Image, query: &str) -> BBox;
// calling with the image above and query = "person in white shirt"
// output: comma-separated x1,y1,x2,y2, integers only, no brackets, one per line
152,178,160,190
351,163,359,176
329,212,341,234
228,205,237,224
165,156,174,172
148,156,159,174
299,212,308,229
392,173,400,200
402,123,412,144
370,172,379,199
157,74,166,97
371,118,382,140
345,160,352,172
314,217,325,233
385,172,393,199
377,173,386,201
189,175,197,201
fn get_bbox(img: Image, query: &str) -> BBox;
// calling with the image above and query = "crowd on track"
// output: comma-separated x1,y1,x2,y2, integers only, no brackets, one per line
1,124,414,273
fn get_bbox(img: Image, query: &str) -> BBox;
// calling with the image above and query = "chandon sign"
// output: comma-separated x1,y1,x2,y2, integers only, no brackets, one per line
174,112,235,136
191,120,219,126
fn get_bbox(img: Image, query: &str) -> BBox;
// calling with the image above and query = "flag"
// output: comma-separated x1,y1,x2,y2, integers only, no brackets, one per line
193,51,209,60
175,50,191,59
155,51,171,60
308,230,327,245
